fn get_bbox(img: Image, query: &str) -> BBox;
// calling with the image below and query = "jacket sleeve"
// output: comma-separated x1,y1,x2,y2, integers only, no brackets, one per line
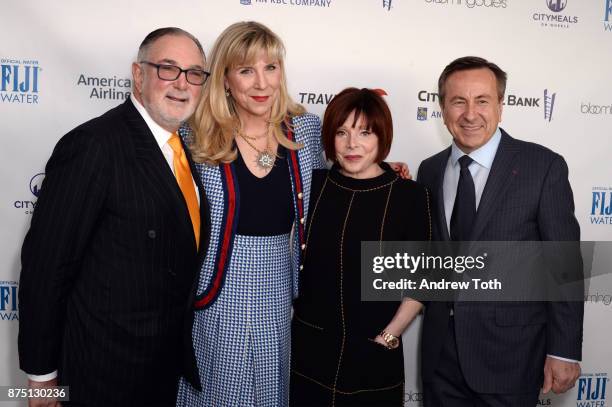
18,128,110,375
538,154,583,361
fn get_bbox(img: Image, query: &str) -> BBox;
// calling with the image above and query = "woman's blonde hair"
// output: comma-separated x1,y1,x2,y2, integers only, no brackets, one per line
190,21,305,165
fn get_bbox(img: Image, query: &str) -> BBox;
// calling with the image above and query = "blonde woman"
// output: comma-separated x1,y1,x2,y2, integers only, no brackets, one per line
175,21,324,406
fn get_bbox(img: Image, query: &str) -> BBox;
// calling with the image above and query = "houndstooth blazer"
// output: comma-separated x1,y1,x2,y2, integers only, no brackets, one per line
180,113,325,309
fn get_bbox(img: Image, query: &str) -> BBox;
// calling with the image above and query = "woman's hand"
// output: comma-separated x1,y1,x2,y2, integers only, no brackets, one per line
387,162,411,180
373,334,390,348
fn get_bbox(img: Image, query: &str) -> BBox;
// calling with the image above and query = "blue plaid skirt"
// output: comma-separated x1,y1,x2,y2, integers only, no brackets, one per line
176,233,293,407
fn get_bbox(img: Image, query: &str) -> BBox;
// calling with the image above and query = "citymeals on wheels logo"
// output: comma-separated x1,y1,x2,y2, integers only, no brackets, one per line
577,373,608,406
533,0,578,29
591,187,612,225
0,281,18,321
239,0,332,7
605,0,612,31
14,173,44,215
1,58,41,104
547,0,566,12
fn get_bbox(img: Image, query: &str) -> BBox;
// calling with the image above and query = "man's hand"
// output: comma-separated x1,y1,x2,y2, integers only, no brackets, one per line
542,356,581,394
28,378,61,407
388,162,412,180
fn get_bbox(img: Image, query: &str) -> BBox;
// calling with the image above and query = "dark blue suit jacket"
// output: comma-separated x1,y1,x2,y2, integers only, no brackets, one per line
417,129,583,393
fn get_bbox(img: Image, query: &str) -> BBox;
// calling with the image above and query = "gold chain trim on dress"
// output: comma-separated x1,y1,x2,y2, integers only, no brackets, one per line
326,175,398,192
294,314,324,331
293,370,404,395
379,182,394,255
302,177,329,263
331,191,355,407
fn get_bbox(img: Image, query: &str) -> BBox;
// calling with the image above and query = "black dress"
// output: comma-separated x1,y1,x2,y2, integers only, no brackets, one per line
290,164,431,407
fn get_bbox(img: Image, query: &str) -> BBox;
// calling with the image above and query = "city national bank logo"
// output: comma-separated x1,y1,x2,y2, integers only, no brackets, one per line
240,0,332,7
14,173,44,215
1,58,41,104
543,89,556,121
416,89,556,122
577,372,608,406
0,281,18,321
416,91,442,121
591,187,612,225
502,89,556,122
77,74,131,101
424,0,507,9
605,0,612,31
532,0,578,29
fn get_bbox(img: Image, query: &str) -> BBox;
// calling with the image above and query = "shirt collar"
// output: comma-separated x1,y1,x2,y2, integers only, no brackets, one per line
130,94,173,148
450,127,501,169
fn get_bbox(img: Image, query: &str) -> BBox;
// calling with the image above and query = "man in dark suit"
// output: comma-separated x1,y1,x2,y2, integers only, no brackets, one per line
18,27,209,406
417,56,583,406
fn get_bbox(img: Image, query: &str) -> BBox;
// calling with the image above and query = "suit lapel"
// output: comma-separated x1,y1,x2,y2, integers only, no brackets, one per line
471,130,521,240
122,100,196,252
434,148,452,241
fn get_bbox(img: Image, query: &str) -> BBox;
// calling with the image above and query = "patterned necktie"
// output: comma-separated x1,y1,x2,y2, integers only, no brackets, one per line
450,155,476,241
168,133,200,248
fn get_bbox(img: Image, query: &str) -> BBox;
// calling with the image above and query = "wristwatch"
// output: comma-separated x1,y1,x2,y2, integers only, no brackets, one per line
379,330,400,349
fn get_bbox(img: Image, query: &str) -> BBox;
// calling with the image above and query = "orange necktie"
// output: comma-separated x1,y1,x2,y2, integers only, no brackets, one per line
168,133,200,248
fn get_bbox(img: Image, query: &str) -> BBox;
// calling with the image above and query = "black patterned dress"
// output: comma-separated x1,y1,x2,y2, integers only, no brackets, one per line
291,164,431,407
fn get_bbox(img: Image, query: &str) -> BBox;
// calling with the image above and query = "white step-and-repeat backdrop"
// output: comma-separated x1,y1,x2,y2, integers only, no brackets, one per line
2,1,611,405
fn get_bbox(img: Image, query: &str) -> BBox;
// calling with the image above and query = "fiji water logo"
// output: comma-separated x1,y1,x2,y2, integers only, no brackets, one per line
591,187,612,225
577,373,608,406
543,89,556,121
0,281,18,321
547,0,566,12
0,58,41,104
605,0,612,31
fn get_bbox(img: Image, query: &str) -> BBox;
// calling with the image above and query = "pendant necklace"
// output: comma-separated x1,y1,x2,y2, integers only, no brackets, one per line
237,130,276,170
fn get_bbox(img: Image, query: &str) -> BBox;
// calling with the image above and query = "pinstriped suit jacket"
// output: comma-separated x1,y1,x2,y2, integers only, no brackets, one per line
417,129,583,394
18,99,209,405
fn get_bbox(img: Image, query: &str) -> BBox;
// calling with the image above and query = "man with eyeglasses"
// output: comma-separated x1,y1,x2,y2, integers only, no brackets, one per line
19,27,210,406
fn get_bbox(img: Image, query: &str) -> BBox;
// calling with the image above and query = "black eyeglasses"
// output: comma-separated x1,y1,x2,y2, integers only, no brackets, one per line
140,61,209,86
